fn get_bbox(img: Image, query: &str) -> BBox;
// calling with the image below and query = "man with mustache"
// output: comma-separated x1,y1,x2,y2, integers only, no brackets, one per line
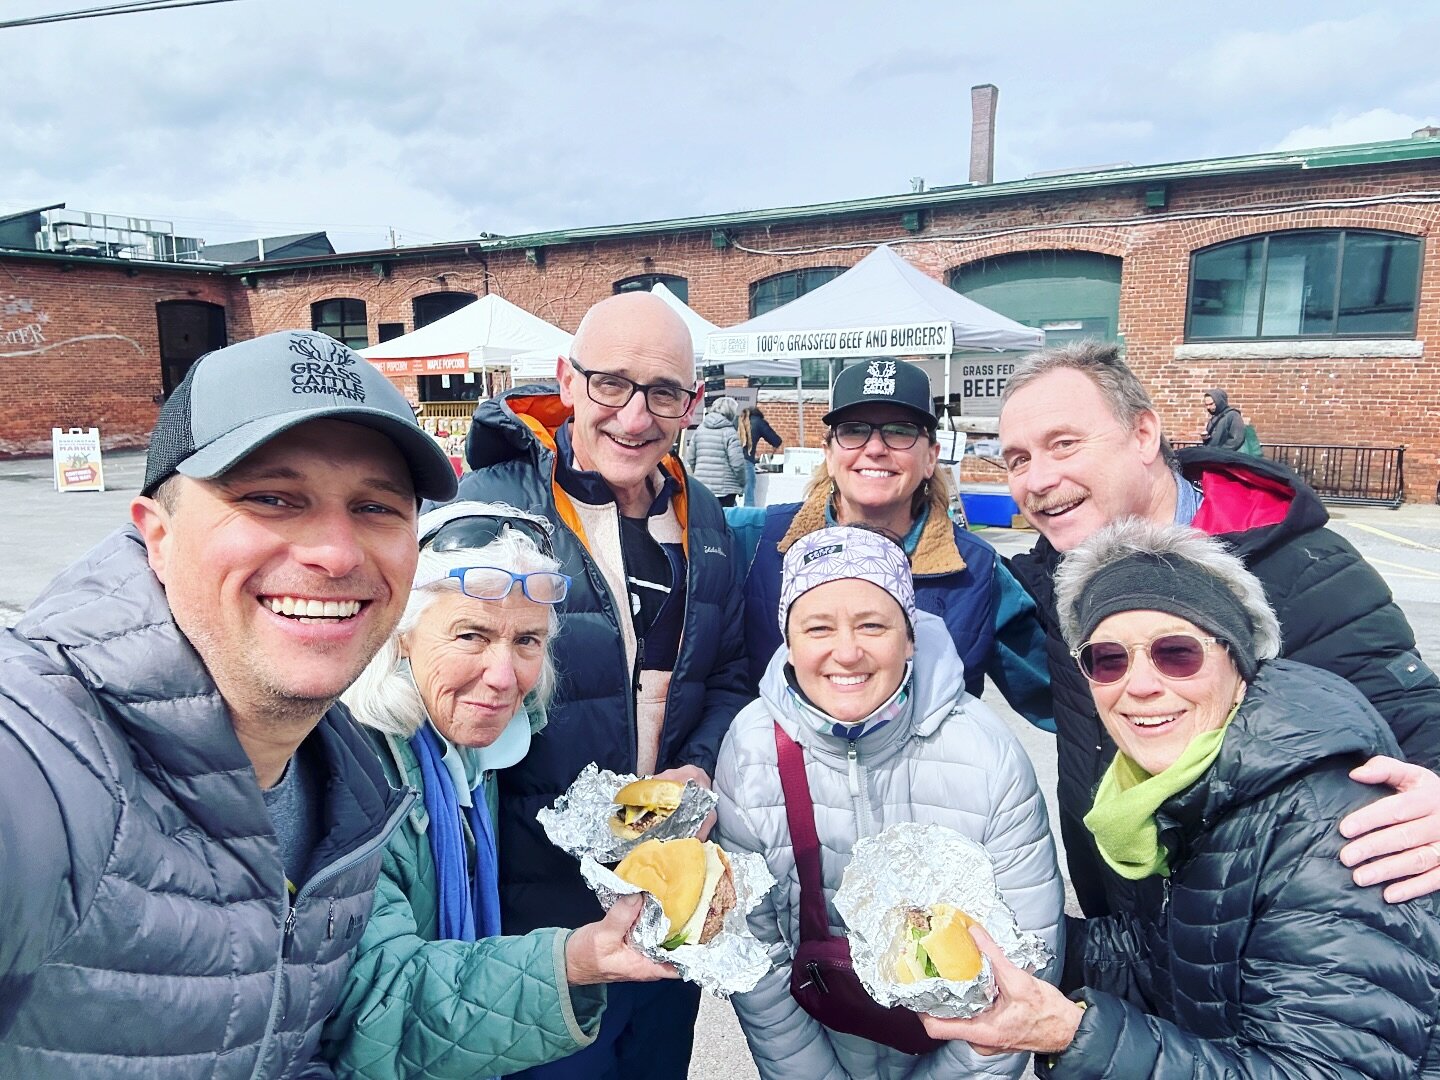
999,340,1440,917
448,291,749,1080
0,330,459,1077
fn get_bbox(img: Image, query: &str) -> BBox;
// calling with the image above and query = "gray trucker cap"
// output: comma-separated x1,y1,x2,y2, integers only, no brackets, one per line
142,329,457,502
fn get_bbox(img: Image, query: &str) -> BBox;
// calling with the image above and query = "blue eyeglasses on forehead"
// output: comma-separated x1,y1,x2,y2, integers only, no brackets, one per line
445,566,571,605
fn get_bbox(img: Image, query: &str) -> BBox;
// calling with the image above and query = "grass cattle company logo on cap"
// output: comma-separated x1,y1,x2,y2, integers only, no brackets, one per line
861,359,897,396
289,333,367,402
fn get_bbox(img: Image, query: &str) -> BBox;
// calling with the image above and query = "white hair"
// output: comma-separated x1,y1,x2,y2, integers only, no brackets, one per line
1053,517,1282,661
343,527,562,738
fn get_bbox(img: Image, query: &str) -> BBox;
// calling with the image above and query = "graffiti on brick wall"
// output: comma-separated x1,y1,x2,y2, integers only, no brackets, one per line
0,293,143,358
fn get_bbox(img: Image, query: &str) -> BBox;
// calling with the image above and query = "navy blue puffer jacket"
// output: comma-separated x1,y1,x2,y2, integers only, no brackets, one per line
451,387,750,932
1045,660,1440,1078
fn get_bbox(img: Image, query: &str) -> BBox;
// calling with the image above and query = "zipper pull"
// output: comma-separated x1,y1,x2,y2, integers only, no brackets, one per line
633,638,646,694
326,900,336,941
282,906,298,959
846,742,861,798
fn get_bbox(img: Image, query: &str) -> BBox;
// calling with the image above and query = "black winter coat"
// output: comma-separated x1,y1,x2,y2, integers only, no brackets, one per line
1010,449,1440,917
1045,660,1440,1078
451,387,751,932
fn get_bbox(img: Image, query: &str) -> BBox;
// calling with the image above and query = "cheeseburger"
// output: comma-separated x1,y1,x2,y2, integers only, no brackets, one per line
609,778,685,840
615,837,736,949
894,904,983,983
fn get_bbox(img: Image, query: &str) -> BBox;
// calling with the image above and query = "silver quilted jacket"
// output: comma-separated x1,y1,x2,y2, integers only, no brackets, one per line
715,612,1064,1080
0,528,411,1079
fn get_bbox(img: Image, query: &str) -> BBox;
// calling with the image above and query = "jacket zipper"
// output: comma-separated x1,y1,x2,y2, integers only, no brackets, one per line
250,787,416,1080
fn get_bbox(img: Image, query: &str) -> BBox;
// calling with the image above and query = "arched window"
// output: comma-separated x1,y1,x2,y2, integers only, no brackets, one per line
412,291,477,328
948,251,1121,346
156,300,226,396
1187,230,1421,340
311,298,368,349
748,267,844,317
749,268,846,387
614,274,688,303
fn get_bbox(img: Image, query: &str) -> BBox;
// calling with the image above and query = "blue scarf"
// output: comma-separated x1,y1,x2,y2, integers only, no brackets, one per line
410,725,501,941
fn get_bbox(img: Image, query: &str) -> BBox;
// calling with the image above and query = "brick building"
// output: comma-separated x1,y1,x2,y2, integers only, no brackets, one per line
4,134,1440,500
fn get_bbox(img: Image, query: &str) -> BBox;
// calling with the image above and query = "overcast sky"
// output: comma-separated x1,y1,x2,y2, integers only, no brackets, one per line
3,1,1437,253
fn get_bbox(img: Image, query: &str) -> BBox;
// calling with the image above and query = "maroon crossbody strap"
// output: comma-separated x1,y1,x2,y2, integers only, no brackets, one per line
773,721,833,942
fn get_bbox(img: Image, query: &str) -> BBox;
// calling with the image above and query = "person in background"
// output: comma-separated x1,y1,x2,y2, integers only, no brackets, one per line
0,330,459,1078
322,502,676,1079
717,526,1062,1080
921,519,1440,1077
683,395,748,506
743,356,1051,726
999,340,1440,919
739,404,783,507
449,291,750,1080
1200,388,1245,450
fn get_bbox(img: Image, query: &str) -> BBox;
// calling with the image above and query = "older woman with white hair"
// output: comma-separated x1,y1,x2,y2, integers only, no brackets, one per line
321,502,674,1080
920,518,1440,1077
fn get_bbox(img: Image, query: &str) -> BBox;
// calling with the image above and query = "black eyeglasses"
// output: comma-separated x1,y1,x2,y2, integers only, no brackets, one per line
830,420,927,451
445,567,571,605
1072,633,1218,685
422,514,556,558
568,358,698,419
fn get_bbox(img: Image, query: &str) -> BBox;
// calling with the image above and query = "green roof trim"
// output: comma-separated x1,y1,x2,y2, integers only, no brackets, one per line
11,136,1439,279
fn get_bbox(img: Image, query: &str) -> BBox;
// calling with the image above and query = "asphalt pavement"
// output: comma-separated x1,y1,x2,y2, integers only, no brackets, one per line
6,449,1440,1078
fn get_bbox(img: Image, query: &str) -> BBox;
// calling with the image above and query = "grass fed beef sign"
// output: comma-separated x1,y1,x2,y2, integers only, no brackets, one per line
706,321,952,360
959,357,1019,415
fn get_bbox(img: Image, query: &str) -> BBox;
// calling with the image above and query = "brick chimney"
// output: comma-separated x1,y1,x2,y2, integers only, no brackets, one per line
970,83,998,185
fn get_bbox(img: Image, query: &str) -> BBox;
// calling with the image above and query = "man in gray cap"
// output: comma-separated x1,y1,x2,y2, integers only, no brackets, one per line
0,330,457,1079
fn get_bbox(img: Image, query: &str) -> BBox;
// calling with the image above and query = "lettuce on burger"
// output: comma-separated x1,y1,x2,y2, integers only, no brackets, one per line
614,837,736,949
894,903,983,983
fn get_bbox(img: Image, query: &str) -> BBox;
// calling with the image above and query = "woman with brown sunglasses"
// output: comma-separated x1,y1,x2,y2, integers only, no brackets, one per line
917,517,1440,1077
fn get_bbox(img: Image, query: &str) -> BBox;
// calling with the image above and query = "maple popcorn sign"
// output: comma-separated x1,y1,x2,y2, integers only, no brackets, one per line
52,427,106,493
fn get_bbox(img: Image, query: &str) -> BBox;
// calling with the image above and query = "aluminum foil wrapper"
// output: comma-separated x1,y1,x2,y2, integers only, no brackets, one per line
832,821,1052,1019
580,850,775,997
538,763,719,864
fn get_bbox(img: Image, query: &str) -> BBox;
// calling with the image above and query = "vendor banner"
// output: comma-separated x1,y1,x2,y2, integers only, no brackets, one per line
369,354,470,378
511,354,562,381
52,427,105,492
705,321,953,361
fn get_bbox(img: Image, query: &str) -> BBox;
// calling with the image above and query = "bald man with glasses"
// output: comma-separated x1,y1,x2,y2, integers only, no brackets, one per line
444,292,749,1080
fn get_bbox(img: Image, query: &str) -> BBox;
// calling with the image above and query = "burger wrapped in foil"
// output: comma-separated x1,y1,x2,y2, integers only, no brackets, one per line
538,763,718,864
581,843,774,996
833,822,1052,1019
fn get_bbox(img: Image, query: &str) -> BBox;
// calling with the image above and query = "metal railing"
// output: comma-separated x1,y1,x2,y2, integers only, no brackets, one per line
1175,441,1406,508
418,401,477,420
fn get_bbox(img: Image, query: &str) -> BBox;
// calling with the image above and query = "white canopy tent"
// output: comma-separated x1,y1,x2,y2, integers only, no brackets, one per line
651,281,801,377
360,294,573,388
703,245,1043,437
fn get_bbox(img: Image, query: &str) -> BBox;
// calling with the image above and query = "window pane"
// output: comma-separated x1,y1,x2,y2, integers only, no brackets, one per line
1337,233,1420,335
313,298,368,349
614,274,689,303
1261,233,1337,337
1189,240,1264,339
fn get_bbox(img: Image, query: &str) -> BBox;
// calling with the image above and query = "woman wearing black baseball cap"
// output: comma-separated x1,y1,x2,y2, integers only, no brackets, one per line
740,357,1051,724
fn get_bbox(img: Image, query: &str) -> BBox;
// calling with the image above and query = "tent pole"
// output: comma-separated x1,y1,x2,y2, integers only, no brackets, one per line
796,374,804,446
943,351,952,418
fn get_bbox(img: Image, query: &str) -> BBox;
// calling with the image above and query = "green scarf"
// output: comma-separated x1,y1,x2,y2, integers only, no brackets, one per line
1083,706,1238,880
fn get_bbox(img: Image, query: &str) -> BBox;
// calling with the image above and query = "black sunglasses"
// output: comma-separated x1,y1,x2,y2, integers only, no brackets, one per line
568,358,698,419
830,420,928,450
1072,633,1218,685
422,514,556,558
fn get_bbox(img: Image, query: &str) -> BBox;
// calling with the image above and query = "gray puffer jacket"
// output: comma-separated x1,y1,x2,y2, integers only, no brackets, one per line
0,529,411,1079
715,613,1064,1080
684,410,748,497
